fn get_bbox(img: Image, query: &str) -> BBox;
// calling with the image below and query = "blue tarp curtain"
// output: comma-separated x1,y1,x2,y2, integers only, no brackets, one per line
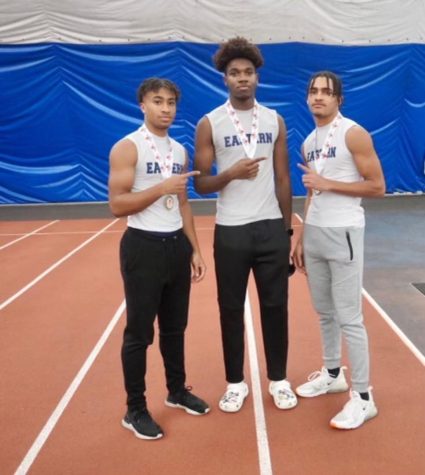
0,42,424,203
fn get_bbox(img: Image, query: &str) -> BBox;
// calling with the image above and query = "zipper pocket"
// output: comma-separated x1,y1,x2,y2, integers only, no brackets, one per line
345,231,353,261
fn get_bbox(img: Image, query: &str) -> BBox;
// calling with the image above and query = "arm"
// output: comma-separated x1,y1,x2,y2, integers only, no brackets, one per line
298,126,386,198
179,151,206,283
194,116,265,194
292,144,312,274
273,114,292,230
108,139,199,218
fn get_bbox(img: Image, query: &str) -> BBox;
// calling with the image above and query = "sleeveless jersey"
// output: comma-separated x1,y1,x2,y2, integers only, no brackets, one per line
207,103,282,226
303,116,365,227
125,126,186,232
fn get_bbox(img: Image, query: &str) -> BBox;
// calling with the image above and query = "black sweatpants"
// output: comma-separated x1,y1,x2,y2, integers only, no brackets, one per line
214,218,290,383
120,227,192,411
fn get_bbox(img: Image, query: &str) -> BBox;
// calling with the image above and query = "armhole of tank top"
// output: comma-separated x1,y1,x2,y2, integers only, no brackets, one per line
182,146,189,171
343,122,359,152
276,111,280,141
273,109,278,128
125,135,140,167
176,142,187,171
205,114,216,150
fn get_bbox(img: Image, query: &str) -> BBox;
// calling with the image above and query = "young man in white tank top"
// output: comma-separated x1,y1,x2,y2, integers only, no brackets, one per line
109,78,209,440
195,37,296,413
293,71,385,429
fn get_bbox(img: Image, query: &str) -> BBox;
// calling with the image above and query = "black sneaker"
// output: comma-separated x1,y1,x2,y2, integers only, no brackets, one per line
121,409,163,440
165,387,210,415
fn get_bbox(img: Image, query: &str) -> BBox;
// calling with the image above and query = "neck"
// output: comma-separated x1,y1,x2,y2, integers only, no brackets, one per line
229,96,255,111
144,122,168,137
315,110,340,128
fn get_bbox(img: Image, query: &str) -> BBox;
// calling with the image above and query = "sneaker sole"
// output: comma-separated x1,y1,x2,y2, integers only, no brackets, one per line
330,406,378,430
164,400,210,416
271,399,298,410
121,419,163,440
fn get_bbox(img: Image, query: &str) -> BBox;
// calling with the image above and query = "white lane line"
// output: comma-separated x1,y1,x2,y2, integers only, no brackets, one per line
0,219,119,312
0,230,123,237
0,221,59,251
293,212,425,367
13,299,126,475
13,230,123,236
362,289,425,366
245,292,273,475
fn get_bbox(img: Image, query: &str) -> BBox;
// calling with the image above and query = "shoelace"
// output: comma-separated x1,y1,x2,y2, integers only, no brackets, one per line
307,370,325,382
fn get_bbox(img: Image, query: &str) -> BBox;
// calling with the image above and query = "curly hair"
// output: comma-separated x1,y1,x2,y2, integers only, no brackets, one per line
213,37,264,73
137,77,180,103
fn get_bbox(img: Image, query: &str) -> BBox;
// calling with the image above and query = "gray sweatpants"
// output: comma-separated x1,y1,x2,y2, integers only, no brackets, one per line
303,224,369,393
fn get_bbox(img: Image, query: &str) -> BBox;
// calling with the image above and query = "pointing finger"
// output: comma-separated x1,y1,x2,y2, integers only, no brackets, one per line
297,163,311,173
182,170,201,178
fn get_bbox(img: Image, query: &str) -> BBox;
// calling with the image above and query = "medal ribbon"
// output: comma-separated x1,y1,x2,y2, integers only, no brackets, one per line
140,124,174,178
313,112,342,175
225,99,260,159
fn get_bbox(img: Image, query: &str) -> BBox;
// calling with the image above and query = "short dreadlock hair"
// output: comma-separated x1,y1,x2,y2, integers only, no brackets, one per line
307,71,343,101
213,37,264,73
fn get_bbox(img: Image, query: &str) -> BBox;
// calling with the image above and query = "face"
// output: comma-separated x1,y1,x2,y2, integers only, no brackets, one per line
140,87,177,134
307,76,341,122
224,58,258,101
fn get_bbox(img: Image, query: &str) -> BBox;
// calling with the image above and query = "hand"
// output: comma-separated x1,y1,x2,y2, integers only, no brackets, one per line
297,163,329,193
288,256,296,277
292,240,307,275
191,251,206,283
162,171,200,195
230,157,266,180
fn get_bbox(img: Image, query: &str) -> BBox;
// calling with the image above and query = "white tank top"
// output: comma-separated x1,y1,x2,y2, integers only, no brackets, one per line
207,103,282,226
125,126,186,232
303,116,365,227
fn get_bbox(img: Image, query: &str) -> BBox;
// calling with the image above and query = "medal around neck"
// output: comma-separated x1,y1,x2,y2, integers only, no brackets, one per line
312,112,343,195
140,124,174,178
140,124,176,210
225,99,259,159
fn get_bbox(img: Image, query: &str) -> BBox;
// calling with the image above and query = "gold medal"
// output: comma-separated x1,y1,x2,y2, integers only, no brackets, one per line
164,195,174,210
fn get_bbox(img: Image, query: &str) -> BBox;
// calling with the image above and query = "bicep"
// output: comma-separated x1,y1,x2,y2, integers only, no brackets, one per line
194,117,215,174
108,140,137,198
346,126,383,180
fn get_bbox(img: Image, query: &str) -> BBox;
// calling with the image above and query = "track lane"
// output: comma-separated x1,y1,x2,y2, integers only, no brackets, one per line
22,219,262,475
0,219,119,303
0,221,125,473
2,216,424,475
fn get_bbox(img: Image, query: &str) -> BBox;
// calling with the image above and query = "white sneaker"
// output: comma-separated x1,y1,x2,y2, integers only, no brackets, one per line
296,366,349,398
269,380,297,410
330,388,378,429
219,382,249,413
